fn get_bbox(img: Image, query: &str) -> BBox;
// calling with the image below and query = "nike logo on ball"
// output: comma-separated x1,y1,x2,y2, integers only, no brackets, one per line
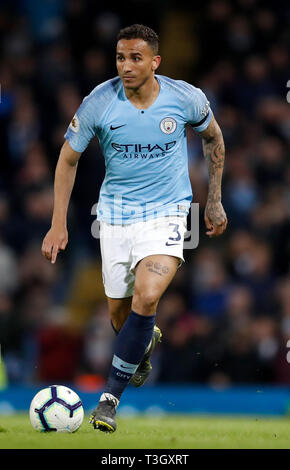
110,124,126,130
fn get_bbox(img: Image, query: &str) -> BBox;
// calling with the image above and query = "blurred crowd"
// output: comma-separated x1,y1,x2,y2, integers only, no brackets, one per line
0,0,290,389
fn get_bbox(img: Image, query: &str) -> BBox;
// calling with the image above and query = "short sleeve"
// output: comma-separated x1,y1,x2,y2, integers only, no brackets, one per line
187,87,212,133
64,96,96,153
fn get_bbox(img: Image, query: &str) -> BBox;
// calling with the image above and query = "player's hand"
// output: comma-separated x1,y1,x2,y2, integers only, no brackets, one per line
204,201,228,237
41,225,68,264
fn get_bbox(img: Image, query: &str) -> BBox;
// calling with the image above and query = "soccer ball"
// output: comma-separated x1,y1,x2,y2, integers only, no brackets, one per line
29,385,84,432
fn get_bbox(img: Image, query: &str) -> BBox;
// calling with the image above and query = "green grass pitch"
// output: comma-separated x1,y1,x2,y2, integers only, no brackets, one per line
0,414,290,449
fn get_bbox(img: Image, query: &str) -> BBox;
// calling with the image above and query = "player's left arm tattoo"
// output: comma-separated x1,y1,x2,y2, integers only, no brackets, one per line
201,115,225,203
200,115,228,236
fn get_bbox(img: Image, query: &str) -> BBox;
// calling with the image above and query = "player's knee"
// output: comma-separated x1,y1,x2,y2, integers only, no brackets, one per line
132,289,159,315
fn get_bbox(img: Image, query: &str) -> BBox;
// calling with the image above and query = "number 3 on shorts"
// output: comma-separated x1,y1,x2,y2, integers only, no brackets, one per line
165,223,181,246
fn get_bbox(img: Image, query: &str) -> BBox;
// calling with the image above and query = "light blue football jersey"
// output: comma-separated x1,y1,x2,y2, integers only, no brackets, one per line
64,74,212,224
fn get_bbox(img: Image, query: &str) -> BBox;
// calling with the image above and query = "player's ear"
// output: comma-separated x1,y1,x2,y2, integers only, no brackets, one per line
152,55,161,71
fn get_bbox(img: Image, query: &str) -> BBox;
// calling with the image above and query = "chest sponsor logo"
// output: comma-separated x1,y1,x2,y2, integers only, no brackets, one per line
111,141,176,159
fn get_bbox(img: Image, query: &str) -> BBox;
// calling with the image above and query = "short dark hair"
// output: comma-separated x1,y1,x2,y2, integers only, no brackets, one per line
117,24,159,55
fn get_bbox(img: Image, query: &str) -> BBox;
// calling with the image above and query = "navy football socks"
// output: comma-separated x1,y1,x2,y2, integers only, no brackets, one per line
104,310,156,400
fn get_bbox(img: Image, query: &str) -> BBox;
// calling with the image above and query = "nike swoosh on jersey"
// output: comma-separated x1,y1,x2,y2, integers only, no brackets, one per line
110,124,126,130
165,242,180,246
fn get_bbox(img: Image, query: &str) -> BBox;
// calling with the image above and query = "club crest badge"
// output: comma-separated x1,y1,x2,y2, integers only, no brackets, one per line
160,117,177,134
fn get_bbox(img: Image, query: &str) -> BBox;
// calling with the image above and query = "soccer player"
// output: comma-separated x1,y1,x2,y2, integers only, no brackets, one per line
41,24,227,433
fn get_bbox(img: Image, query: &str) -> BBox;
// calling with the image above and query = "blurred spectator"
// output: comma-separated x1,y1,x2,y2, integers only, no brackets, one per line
15,141,52,188
0,63,15,120
250,315,279,379
0,238,18,294
18,242,57,288
81,48,110,92
227,234,277,313
36,306,82,382
22,0,66,44
225,284,254,326
254,137,287,188
81,302,115,378
0,293,20,361
157,292,215,383
7,87,40,164
189,247,229,318
37,42,75,98
223,147,260,228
